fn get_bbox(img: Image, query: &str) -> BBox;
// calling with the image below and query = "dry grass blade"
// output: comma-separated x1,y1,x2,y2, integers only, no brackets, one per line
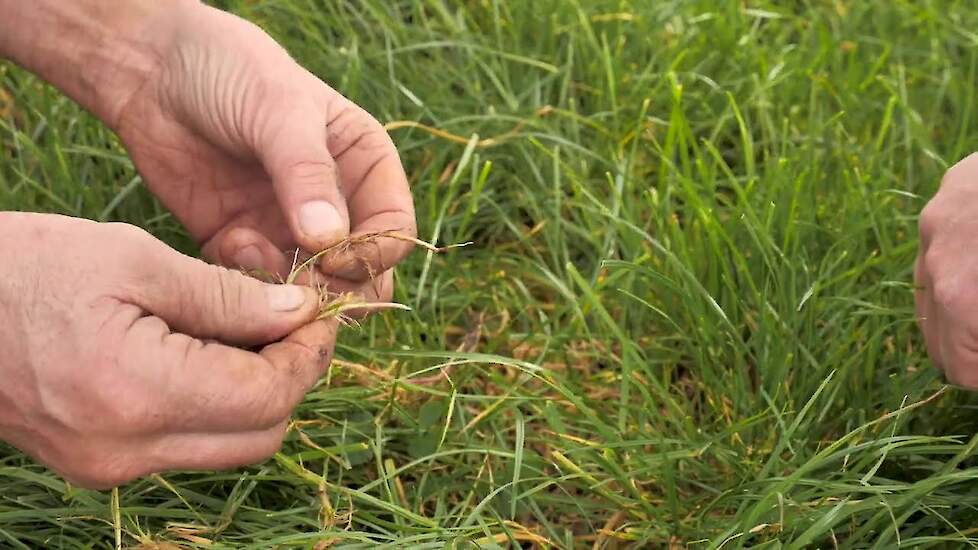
278,230,469,322
384,105,553,148
315,292,412,324
287,230,471,284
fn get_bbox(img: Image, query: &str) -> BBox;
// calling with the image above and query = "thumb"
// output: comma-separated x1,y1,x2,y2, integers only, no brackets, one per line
131,241,321,346
257,100,351,252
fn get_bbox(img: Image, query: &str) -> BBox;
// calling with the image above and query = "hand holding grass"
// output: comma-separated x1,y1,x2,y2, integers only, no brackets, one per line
113,2,418,293
0,214,337,489
0,0,416,487
0,0,416,297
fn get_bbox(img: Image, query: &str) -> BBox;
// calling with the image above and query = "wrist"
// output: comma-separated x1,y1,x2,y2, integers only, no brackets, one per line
0,0,200,126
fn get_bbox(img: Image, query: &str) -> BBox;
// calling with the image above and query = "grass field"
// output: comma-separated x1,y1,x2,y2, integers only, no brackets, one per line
3,0,978,547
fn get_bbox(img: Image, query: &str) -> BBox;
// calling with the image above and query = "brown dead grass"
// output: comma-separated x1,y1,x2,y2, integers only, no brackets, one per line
242,230,469,326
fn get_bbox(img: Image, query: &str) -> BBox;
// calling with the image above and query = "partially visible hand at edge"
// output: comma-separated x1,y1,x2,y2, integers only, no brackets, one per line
916,153,978,388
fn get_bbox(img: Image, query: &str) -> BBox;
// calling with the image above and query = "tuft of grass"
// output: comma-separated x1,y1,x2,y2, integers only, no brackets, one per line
4,0,978,547
273,230,468,323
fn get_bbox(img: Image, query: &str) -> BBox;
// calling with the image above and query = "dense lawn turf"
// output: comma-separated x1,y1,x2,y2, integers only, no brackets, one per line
3,0,978,547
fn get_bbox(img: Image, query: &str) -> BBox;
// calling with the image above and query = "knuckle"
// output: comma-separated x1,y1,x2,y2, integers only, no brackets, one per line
283,159,338,188
328,104,395,158
921,245,948,282
931,277,967,313
918,199,943,241
106,393,158,433
210,267,248,321
93,365,155,433
349,124,390,153
103,222,151,244
103,223,158,268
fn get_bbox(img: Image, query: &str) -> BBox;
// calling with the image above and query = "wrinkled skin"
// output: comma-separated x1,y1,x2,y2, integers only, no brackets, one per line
109,4,415,299
916,153,978,388
0,214,335,489
0,1,417,488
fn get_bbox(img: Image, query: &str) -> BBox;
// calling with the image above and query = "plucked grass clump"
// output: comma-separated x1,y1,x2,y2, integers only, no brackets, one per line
5,0,978,547
265,230,469,323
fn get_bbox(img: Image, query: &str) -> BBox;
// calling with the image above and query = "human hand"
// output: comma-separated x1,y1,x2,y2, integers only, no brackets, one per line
916,153,978,388
0,212,336,489
105,2,416,302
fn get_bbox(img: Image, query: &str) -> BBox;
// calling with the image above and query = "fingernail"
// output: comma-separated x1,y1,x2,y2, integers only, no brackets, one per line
268,284,307,312
298,201,345,241
233,245,264,270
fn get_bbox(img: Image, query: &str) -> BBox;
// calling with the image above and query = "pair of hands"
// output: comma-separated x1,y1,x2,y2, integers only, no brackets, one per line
0,2,414,487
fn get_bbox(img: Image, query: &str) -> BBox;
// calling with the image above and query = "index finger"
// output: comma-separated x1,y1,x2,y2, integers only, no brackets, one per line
320,97,417,281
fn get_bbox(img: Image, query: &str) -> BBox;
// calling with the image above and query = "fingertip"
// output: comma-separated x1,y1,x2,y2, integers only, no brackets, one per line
296,200,350,249
267,283,315,313
205,226,290,280
256,284,322,346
